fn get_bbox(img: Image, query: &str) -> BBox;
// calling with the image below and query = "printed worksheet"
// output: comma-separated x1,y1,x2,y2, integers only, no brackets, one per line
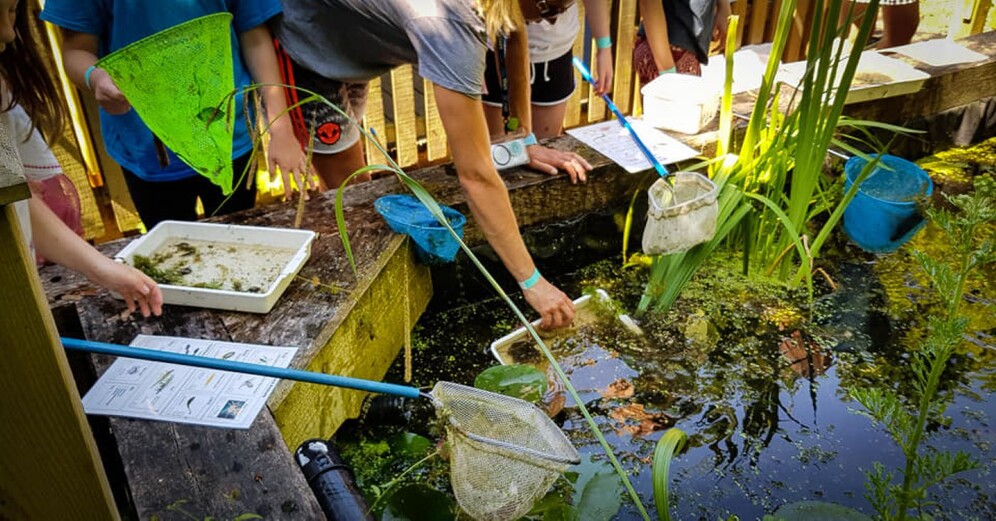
82,335,297,429
567,118,700,174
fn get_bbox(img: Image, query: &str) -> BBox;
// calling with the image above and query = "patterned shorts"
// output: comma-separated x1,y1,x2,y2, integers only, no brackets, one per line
275,41,369,154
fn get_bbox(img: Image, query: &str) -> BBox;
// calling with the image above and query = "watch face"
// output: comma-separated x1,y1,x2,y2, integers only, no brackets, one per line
492,144,512,165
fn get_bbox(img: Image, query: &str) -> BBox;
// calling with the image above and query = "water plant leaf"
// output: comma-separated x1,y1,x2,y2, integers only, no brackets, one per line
387,432,432,458
569,453,623,521
652,428,687,521
771,500,872,521
381,484,455,521
473,364,548,403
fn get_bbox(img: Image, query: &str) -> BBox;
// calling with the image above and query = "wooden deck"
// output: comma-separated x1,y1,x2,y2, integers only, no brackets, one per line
39,31,996,521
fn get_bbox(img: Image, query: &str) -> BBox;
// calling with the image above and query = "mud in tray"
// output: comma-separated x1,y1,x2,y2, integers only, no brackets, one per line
115,221,316,313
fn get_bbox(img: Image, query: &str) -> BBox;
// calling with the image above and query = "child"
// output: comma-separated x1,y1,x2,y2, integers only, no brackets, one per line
634,0,731,86
42,0,312,230
1,0,162,317
482,1,614,139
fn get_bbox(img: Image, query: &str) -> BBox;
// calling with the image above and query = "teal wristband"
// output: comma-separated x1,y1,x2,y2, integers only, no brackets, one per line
85,65,97,90
518,268,541,291
595,36,612,49
658,66,677,76
523,132,537,146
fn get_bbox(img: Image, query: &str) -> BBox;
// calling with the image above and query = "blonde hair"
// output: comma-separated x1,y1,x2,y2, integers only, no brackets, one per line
477,0,524,41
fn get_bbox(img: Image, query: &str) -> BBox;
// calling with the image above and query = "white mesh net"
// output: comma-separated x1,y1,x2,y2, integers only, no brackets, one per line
430,381,580,521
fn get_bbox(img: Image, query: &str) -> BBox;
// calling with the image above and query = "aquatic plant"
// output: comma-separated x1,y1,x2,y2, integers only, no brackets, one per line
850,175,994,521
652,428,687,521
637,0,915,315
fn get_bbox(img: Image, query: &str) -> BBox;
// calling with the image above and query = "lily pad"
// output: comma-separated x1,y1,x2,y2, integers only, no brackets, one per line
387,432,432,458
771,500,872,521
382,484,455,521
474,364,548,403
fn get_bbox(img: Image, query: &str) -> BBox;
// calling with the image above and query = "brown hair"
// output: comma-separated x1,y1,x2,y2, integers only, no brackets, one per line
0,0,67,143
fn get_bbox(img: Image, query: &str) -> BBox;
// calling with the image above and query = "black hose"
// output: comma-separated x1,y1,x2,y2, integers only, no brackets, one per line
295,439,374,521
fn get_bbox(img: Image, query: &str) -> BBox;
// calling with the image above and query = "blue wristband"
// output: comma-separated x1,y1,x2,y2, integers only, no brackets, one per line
595,36,612,49
658,66,677,76
85,65,97,90
523,132,538,146
518,268,541,291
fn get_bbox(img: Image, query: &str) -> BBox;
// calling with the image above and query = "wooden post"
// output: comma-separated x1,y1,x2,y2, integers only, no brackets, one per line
0,122,120,520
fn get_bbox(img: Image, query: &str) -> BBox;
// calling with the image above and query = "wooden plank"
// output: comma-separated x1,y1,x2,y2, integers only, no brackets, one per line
732,0,749,50
767,0,784,42
363,76,387,165
784,0,812,62
422,79,448,161
72,298,326,521
606,0,638,118
563,2,585,129
970,0,994,34
390,66,419,168
748,0,771,44
0,205,120,520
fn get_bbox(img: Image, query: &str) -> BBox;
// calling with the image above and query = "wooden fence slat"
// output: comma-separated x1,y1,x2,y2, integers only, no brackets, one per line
422,79,448,161
749,0,771,44
564,2,586,128
607,0,638,118
363,77,386,165
732,0,749,49
390,66,419,168
785,0,810,62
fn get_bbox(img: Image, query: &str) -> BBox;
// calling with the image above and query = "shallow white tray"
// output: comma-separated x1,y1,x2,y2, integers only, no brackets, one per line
489,289,642,365
115,221,316,314
777,50,930,104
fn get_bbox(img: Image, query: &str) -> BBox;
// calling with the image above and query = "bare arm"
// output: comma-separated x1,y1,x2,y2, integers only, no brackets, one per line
239,23,316,198
638,0,676,73
584,0,614,95
433,84,574,329
59,29,131,114
29,197,162,317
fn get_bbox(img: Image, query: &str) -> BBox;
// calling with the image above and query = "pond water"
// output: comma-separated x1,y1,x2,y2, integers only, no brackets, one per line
337,196,995,520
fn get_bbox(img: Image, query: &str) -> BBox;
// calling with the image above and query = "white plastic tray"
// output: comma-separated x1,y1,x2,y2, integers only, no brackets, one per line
489,289,642,365
777,50,930,104
115,221,316,313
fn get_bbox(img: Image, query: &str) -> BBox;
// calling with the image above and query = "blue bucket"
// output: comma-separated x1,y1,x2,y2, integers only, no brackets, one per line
374,194,467,265
842,154,933,253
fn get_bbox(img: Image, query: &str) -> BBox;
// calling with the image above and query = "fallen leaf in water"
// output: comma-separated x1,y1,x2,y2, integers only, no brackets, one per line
608,403,672,437
601,379,634,399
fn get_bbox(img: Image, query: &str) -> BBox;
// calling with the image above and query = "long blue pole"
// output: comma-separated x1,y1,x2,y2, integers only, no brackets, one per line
61,337,423,399
572,57,669,179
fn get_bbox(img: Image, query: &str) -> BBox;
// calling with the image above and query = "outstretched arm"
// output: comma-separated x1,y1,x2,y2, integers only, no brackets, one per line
434,84,575,329
29,198,162,317
239,23,318,199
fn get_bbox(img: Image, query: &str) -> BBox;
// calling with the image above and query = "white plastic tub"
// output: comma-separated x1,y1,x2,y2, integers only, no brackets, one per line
489,289,642,365
115,221,317,313
776,50,930,104
641,73,721,135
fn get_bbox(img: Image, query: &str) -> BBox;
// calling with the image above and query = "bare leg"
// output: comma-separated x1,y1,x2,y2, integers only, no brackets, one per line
531,102,569,139
838,0,874,42
878,2,919,48
312,141,367,189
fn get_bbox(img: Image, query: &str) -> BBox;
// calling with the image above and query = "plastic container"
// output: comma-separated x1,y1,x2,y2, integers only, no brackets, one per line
115,221,316,313
842,154,933,253
641,73,720,135
642,172,718,256
374,194,467,265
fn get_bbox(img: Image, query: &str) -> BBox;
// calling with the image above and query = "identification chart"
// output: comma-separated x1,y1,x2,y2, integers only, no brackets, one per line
82,335,297,429
567,118,700,174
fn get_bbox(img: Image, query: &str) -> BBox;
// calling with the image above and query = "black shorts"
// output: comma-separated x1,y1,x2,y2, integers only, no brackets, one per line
275,41,369,154
482,49,576,107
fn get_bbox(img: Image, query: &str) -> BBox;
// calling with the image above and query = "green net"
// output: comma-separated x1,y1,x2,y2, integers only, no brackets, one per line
96,13,236,194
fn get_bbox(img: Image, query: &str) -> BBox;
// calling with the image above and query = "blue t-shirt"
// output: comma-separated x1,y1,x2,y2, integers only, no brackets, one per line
41,0,282,182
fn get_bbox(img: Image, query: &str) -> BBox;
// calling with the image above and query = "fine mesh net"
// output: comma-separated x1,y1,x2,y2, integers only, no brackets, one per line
96,13,236,194
431,381,580,521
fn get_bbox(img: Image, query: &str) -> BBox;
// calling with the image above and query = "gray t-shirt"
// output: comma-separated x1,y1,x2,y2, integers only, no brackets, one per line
277,0,487,96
